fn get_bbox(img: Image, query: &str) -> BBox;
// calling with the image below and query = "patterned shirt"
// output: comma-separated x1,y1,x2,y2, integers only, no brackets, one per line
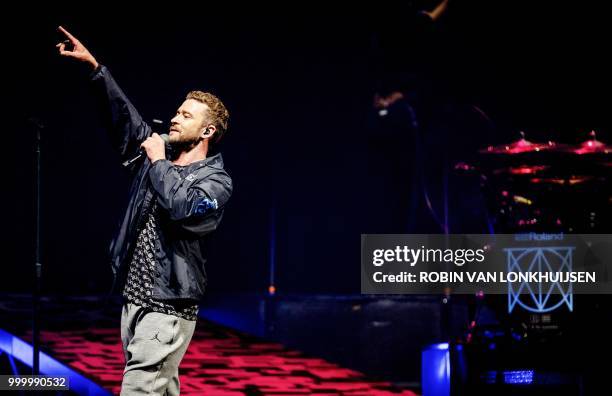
123,196,198,321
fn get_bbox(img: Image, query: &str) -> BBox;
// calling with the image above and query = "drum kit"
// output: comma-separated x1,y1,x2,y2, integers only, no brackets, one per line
458,130,612,232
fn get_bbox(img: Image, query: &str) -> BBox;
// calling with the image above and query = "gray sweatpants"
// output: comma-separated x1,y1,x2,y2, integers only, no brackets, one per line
120,303,196,395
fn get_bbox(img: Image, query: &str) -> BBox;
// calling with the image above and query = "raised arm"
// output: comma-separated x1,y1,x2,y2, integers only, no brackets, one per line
56,26,151,164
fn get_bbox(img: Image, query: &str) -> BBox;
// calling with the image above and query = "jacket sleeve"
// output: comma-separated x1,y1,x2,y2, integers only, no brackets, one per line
148,159,233,233
90,65,152,163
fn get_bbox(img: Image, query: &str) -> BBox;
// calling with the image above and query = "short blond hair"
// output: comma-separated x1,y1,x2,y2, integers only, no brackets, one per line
186,91,229,144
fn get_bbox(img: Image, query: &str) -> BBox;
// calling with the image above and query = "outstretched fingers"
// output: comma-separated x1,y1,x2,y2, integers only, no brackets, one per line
58,26,79,45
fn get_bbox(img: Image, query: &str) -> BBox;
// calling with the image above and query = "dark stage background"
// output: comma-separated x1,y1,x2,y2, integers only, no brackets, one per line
4,1,612,296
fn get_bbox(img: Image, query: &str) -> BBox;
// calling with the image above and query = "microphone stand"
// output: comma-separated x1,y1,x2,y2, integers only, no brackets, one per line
30,117,44,375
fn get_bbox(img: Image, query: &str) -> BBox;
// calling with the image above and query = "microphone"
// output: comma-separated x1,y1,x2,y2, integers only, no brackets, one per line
122,133,170,168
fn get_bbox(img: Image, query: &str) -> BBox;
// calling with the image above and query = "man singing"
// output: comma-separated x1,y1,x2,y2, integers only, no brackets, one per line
57,26,233,395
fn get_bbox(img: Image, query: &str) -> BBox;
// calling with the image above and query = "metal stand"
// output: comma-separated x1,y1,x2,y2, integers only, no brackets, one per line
30,117,44,375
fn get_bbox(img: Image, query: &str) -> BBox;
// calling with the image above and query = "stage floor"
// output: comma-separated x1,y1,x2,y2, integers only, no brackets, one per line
1,294,419,395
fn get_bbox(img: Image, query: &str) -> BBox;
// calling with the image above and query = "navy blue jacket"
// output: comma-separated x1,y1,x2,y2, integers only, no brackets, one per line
91,65,232,302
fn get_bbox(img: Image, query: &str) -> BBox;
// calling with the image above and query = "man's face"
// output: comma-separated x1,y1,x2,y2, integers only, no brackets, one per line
169,99,210,145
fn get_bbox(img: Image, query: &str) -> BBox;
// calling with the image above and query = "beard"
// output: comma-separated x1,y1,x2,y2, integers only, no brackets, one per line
167,133,201,159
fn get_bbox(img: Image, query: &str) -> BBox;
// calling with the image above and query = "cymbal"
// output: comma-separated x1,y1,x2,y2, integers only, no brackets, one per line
492,165,550,176
565,131,612,155
529,176,597,185
570,139,612,155
480,132,561,154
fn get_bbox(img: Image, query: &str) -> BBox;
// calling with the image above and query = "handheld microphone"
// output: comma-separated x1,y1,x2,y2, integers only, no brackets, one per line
122,133,170,168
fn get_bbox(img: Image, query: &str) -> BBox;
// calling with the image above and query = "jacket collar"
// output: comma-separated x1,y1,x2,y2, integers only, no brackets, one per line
177,153,224,172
